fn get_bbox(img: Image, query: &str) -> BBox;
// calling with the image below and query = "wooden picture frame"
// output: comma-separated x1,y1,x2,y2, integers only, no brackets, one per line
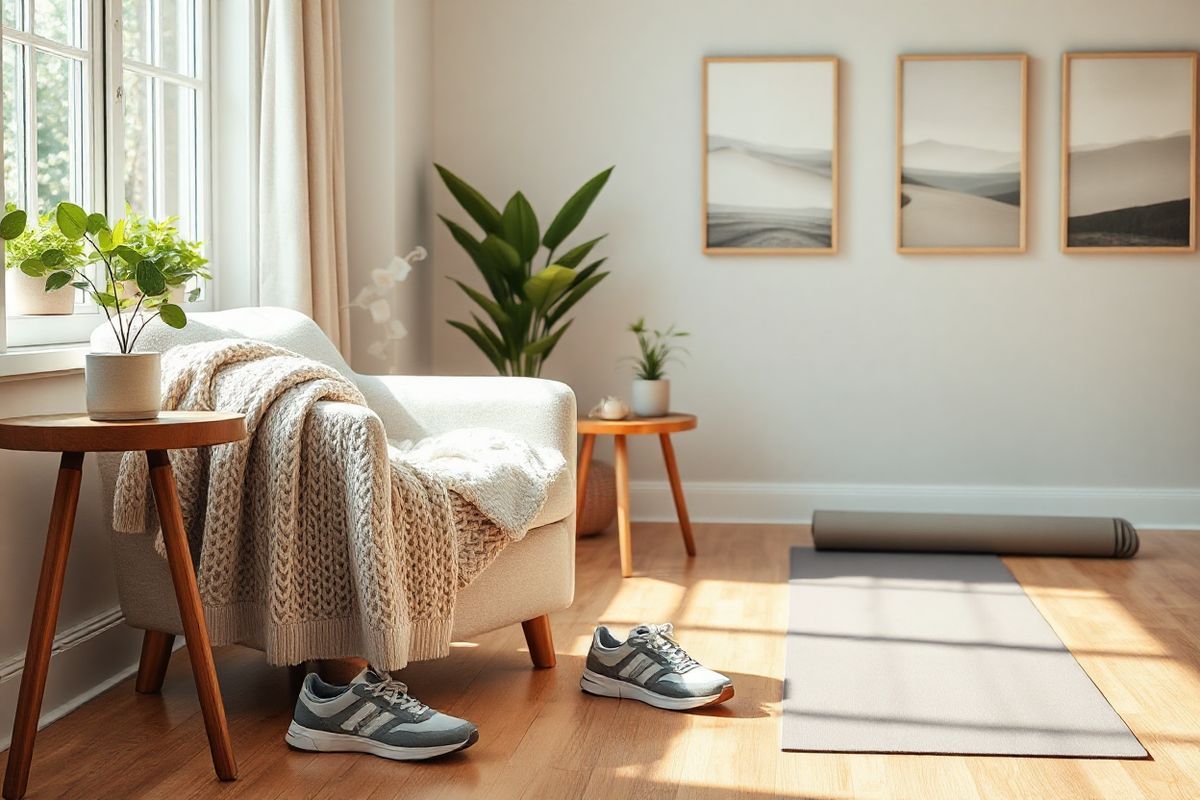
1061,51,1198,253
702,56,840,255
896,54,1029,255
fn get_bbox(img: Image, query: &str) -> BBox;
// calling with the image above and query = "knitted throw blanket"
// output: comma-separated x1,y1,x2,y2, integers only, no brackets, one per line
111,339,565,670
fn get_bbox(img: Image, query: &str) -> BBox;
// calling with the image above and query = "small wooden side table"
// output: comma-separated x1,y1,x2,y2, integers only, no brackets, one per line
0,411,246,800
577,413,697,578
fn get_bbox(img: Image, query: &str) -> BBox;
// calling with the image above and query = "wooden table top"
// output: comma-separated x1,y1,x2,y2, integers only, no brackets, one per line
0,411,247,452
577,413,697,436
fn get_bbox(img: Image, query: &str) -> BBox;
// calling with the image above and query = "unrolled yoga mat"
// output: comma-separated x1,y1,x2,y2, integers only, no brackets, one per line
782,547,1146,757
811,510,1139,558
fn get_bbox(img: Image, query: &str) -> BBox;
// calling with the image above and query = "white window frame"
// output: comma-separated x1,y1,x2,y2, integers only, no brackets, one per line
0,0,213,351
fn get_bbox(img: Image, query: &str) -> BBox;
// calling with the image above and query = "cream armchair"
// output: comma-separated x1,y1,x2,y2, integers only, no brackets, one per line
92,307,576,686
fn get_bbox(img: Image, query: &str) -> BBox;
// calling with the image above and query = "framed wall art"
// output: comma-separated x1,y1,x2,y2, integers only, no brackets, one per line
702,56,839,255
897,54,1028,254
1061,51,1197,253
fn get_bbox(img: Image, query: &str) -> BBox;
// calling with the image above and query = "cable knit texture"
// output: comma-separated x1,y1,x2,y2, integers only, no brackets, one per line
111,339,565,669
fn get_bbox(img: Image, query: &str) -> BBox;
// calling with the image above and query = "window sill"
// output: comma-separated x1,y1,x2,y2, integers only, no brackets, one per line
0,343,88,380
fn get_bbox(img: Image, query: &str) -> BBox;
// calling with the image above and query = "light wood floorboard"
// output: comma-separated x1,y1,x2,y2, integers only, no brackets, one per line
4,523,1200,799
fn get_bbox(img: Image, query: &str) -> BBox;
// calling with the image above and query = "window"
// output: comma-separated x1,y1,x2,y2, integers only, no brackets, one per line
1,0,209,349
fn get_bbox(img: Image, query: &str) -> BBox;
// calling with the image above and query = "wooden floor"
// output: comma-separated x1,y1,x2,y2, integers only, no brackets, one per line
6,523,1200,799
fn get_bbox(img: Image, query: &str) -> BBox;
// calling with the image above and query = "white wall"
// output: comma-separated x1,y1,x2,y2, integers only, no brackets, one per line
0,373,143,751
341,0,433,375
431,0,1200,526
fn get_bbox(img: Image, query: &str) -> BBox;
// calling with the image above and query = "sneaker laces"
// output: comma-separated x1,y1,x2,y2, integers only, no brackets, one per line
632,623,700,672
362,669,429,715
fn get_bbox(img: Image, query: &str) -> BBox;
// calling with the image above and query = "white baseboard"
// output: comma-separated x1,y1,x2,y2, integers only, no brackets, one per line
0,606,143,753
629,480,1200,530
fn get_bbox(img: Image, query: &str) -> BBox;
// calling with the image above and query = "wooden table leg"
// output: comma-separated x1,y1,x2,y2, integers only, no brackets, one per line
146,450,237,782
3,452,83,800
135,630,176,695
613,434,633,577
575,434,596,536
659,434,696,557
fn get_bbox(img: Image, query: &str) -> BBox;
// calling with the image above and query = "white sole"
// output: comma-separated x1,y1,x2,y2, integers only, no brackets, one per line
285,720,476,761
579,668,733,710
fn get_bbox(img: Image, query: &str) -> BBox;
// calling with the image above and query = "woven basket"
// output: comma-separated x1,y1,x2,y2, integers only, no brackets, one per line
578,459,617,536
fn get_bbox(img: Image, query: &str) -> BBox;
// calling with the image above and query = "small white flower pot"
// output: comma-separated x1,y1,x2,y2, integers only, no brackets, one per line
631,379,670,417
5,269,75,315
85,352,162,421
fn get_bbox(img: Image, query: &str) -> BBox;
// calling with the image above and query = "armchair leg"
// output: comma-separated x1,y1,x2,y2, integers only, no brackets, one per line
135,630,176,695
521,615,557,669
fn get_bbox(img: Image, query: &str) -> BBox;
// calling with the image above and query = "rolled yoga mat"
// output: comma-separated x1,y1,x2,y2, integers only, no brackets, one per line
811,510,1138,558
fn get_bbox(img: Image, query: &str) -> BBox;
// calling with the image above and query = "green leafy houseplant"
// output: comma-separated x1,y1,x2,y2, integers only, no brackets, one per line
437,163,614,377
116,209,210,304
0,201,191,352
627,318,689,380
3,204,85,277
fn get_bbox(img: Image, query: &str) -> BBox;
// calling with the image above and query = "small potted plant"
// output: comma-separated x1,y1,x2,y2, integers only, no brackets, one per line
2,206,84,315
0,202,193,420
626,318,689,417
115,209,210,305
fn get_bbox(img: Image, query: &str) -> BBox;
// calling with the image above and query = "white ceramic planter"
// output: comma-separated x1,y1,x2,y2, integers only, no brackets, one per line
5,269,75,315
631,379,670,417
85,352,162,421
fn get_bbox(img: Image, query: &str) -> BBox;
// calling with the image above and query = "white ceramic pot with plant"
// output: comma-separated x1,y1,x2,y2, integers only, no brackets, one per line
1,207,80,315
626,318,689,418
0,203,199,420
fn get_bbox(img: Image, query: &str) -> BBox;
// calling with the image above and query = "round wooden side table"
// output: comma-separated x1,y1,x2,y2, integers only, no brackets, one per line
0,411,246,800
577,413,697,578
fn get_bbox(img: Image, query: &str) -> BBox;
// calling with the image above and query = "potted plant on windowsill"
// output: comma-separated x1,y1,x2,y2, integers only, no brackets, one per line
626,318,689,417
2,206,82,316
0,202,195,421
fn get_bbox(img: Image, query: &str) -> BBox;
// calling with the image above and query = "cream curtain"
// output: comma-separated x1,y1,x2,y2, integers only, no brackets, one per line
258,0,352,355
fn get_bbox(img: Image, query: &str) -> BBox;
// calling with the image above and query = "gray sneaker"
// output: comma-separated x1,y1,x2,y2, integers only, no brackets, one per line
581,623,734,710
285,668,478,760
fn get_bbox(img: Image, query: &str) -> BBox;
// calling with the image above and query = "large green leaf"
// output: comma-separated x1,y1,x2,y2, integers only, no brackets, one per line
439,214,506,299
56,202,88,240
500,192,540,263
524,265,576,311
470,313,508,355
555,235,606,269
448,319,507,373
136,260,167,297
547,271,608,325
435,164,502,235
114,245,144,266
542,166,613,252
158,303,186,328
452,278,510,329
44,271,72,291
0,209,27,240
523,319,573,356
19,257,43,277
478,235,524,289
40,249,65,267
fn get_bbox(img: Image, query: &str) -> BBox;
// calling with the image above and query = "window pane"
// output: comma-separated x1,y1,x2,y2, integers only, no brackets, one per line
3,0,24,31
161,81,197,234
122,70,151,214
122,0,149,64
160,0,195,77
33,0,84,48
3,42,26,209
35,49,85,211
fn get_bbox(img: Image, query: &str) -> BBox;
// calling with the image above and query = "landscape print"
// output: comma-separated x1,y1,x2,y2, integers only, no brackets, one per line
898,55,1027,252
1064,52,1197,251
704,57,838,254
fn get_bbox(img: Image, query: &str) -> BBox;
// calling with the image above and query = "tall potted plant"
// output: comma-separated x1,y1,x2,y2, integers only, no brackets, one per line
437,164,613,377
626,318,689,417
2,207,82,315
0,202,194,420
